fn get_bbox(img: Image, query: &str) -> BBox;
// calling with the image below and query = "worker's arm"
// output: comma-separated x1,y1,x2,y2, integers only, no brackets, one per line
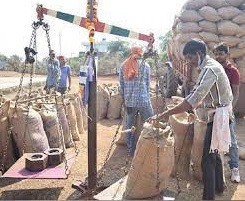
153,100,192,122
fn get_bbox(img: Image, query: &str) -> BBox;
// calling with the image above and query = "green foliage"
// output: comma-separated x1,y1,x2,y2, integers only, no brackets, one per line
0,53,7,62
158,31,172,52
98,54,121,75
107,40,130,58
5,55,23,72
34,60,46,74
157,30,172,64
67,56,85,75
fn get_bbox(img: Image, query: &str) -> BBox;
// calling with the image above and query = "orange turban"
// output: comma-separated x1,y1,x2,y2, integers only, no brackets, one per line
122,46,143,80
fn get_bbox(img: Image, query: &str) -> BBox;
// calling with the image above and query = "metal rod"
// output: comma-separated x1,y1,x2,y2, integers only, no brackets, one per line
87,52,97,189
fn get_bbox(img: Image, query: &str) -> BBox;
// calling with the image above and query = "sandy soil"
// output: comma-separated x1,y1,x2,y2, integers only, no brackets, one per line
0,71,245,200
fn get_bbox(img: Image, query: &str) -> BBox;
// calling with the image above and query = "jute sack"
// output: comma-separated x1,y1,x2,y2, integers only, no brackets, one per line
70,95,84,134
57,105,74,148
198,21,217,33
239,146,245,160
199,6,221,22
39,109,65,149
0,101,15,171
179,10,203,22
230,48,245,59
191,118,207,181
226,0,244,7
217,21,241,36
176,22,202,33
182,0,207,10
107,93,123,120
81,104,88,130
175,32,200,43
206,0,228,9
97,85,110,120
219,36,242,47
169,112,195,179
237,24,245,37
238,40,245,49
66,103,80,141
199,31,219,42
233,13,245,24
124,122,174,199
116,109,127,146
238,142,245,160
166,96,184,110
217,6,241,20
9,106,50,156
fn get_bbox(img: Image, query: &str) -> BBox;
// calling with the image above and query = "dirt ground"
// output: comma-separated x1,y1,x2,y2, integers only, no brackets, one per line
0,71,245,200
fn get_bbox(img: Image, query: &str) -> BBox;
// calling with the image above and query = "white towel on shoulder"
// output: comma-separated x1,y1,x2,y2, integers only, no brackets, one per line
210,104,232,153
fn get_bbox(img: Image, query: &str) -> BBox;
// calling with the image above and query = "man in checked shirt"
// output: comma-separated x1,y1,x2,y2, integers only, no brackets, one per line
148,39,233,200
119,46,154,157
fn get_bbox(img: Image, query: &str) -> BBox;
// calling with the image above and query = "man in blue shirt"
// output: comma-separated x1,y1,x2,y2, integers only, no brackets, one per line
119,46,154,156
45,50,61,94
58,56,71,94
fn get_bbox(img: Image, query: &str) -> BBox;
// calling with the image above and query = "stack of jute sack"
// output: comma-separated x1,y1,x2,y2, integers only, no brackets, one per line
97,84,123,121
0,91,85,172
167,0,245,180
97,83,167,122
168,0,245,77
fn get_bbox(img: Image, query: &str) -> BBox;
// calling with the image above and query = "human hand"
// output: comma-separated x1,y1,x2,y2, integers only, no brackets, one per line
146,112,169,124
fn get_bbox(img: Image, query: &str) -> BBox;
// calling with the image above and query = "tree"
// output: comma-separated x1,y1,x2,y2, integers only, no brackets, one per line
157,30,172,65
158,31,172,52
107,40,130,59
67,56,85,75
6,55,23,72
0,53,7,62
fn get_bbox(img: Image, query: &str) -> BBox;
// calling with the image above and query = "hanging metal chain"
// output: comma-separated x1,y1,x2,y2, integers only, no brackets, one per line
96,117,124,185
152,52,161,191
98,55,148,181
54,92,70,176
43,23,51,53
173,114,193,196
0,25,39,173
144,49,162,191
22,29,37,154
62,93,80,156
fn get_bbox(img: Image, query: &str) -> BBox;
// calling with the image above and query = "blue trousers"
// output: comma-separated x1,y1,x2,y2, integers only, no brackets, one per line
228,120,239,169
125,105,154,156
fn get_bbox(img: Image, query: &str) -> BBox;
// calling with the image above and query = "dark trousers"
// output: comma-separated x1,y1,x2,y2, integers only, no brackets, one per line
201,122,224,200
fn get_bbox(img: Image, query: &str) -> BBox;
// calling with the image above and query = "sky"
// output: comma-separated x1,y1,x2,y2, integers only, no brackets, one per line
0,0,185,59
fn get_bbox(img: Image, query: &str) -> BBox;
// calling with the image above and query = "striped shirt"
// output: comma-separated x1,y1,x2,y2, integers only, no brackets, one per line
119,60,151,107
185,55,233,122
